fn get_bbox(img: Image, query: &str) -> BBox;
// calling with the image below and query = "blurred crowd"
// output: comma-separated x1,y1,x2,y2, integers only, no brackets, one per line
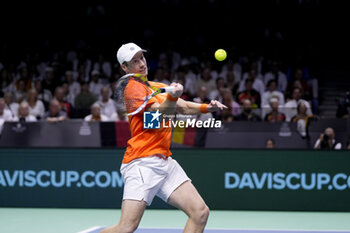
0,43,320,131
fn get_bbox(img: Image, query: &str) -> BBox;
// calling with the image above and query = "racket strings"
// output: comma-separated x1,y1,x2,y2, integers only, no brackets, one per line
114,76,152,115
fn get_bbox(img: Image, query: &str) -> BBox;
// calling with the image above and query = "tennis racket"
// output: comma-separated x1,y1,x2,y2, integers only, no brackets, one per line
114,73,175,116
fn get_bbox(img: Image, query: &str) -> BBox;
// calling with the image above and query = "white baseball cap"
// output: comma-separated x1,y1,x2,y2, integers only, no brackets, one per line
116,42,146,65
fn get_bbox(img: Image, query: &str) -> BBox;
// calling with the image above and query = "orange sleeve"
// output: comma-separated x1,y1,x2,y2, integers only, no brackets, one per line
124,79,156,114
124,80,171,115
148,81,169,88
145,81,169,108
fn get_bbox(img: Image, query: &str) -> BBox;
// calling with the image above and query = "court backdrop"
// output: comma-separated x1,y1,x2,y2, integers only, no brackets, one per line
0,149,349,211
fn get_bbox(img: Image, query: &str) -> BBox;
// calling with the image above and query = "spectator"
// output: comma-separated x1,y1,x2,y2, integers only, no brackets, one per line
153,67,171,85
261,79,285,118
84,102,109,122
286,68,311,100
43,99,67,122
4,92,19,118
77,63,90,83
14,66,32,89
336,91,350,118
264,98,286,122
26,89,45,120
108,73,121,99
61,82,75,107
284,87,312,122
42,67,58,95
291,102,314,138
190,85,215,122
209,77,226,101
241,62,264,82
181,57,197,80
219,59,242,85
73,51,92,82
0,98,13,121
193,86,210,104
194,67,216,96
201,61,219,80
173,67,192,100
54,87,72,117
98,86,116,118
235,99,261,121
159,48,181,72
93,54,112,79
13,79,28,102
74,82,97,116
65,71,81,102
236,78,261,108
285,79,310,102
261,79,285,107
264,61,288,92
265,138,275,149
13,102,37,122
1,68,14,95
291,102,313,123
217,88,241,122
314,127,342,150
109,104,128,121
225,71,239,94
286,65,318,110
89,70,104,98
0,98,13,132
179,59,197,96
34,79,52,108
238,67,265,97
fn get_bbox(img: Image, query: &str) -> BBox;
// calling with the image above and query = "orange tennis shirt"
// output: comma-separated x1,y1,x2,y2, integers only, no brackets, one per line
122,78,172,164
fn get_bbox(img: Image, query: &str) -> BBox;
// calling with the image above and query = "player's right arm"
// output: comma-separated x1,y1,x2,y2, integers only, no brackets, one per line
176,98,227,115
146,83,183,115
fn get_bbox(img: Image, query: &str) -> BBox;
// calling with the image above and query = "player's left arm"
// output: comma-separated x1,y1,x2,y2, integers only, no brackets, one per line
176,98,227,115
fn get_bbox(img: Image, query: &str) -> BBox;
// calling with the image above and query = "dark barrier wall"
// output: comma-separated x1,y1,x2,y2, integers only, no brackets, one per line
1,149,350,211
1,119,349,149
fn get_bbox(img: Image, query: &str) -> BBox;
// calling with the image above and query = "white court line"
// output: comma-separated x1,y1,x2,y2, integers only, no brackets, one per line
78,226,350,233
137,227,350,232
205,229,350,232
76,226,104,233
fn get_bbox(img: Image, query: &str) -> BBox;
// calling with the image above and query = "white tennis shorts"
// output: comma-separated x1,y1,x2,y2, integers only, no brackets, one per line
120,155,190,205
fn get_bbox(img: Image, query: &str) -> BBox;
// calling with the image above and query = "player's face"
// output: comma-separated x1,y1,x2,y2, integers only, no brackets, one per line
124,51,148,76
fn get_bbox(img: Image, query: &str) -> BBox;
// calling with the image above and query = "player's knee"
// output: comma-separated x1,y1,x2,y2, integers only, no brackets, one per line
201,205,210,224
192,204,210,226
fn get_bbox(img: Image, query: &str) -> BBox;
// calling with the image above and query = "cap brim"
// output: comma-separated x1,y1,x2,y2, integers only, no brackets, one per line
124,49,147,63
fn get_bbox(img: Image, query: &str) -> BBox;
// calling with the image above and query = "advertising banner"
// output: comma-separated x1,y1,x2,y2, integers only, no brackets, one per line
1,149,349,211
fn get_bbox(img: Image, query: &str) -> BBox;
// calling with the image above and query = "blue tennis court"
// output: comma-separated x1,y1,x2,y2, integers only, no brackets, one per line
79,227,350,233
2,208,349,233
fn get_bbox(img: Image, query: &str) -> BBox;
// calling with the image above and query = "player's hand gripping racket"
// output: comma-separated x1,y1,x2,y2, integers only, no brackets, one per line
114,73,175,116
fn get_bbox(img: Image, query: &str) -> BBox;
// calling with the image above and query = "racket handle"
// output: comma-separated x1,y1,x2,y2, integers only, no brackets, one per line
161,86,175,93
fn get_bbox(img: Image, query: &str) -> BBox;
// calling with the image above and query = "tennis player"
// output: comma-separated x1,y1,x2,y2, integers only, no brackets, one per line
101,43,227,233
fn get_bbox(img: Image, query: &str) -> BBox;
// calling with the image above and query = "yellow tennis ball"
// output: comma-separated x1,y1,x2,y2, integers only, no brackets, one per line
215,49,227,61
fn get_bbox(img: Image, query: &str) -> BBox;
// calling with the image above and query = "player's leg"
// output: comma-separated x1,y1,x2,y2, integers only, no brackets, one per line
100,199,146,233
167,181,209,233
